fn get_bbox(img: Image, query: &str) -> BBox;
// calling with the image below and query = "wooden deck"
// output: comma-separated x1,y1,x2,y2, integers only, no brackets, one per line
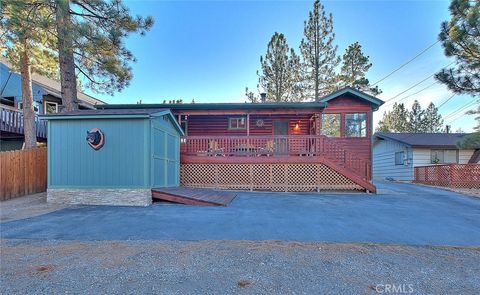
151,187,237,206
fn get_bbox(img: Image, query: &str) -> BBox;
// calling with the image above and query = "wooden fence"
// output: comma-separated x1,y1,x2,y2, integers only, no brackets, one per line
414,164,480,189
0,148,47,200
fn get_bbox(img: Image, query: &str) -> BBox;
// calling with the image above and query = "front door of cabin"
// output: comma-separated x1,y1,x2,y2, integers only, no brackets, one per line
273,121,289,155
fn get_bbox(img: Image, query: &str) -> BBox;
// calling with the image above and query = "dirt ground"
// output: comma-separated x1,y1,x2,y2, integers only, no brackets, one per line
1,239,479,294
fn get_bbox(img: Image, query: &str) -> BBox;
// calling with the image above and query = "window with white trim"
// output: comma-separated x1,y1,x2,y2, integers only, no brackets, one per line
228,117,246,130
431,149,458,164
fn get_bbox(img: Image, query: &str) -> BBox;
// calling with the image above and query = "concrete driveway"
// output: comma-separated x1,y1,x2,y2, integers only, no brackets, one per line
1,182,479,246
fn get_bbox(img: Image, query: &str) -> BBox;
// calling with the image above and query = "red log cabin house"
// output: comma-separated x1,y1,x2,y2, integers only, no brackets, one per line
98,87,384,193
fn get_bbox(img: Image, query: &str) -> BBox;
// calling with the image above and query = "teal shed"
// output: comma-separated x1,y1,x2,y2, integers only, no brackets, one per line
42,109,184,206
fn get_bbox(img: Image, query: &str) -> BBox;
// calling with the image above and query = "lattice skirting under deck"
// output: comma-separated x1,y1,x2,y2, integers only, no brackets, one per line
180,163,364,192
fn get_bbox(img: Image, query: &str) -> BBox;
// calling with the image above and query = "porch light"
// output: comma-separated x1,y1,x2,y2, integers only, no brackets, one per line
294,122,300,131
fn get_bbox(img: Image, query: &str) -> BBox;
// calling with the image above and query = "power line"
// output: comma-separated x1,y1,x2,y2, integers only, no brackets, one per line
383,81,438,107
371,40,440,86
383,74,435,104
381,61,455,106
445,104,478,125
443,98,479,120
437,93,456,109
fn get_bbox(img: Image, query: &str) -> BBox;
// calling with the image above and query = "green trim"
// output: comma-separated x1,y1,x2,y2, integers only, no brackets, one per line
47,121,51,186
319,87,384,109
41,114,150,120
144,119,151,187
96,102,328,110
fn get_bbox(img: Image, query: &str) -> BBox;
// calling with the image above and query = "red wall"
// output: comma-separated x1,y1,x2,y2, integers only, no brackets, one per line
186,114,314,136
175,93,375,164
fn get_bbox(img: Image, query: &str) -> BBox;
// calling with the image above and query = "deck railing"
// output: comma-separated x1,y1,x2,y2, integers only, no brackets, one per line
0,105,47,139
181,135,371,180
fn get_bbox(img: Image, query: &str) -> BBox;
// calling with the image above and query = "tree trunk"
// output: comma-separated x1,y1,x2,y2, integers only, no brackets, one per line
56,0,78,112
20,46,37,149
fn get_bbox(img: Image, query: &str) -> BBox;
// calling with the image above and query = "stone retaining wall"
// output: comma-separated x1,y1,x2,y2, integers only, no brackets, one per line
47,188,152,206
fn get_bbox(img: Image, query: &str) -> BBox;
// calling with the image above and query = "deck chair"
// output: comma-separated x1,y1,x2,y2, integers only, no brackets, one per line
208,140,224,156
258,140,274,156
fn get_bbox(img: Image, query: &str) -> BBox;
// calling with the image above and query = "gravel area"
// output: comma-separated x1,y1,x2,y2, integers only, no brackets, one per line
1,239,479,294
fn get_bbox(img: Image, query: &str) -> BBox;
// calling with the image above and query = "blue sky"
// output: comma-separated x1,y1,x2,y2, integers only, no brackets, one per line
86,0,477,132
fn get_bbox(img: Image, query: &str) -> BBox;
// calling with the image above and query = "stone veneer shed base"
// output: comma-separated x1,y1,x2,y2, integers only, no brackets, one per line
47,189,152,207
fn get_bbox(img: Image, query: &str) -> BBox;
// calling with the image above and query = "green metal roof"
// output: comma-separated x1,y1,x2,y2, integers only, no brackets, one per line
95,87,383,111
319,87,384,110
40,108,185,135
96,101,328,110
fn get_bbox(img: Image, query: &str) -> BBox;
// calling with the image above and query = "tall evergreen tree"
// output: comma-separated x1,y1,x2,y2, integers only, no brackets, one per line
257,32,301,102
1,0,57,149
435,0,480,95
338,42,381,95
300,0,340,101
423,102,444,132
376,103,409,132
53,0,154,111
408,100,425,132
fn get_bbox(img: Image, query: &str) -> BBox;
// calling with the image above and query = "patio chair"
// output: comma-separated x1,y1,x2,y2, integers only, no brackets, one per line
257,140,274,156
208,140,225,156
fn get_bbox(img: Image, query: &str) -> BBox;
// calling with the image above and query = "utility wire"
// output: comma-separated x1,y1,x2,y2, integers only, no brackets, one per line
383,81,438,107
443,98,479,120
383,74,435,104
371,40,440,86
381,61,455,106
437,93,456,109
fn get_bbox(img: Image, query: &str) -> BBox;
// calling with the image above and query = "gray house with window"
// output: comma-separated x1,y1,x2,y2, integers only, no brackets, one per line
372,132,479,181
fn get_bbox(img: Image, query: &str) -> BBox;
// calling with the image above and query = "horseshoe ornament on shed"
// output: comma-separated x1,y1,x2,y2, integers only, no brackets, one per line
86,128,105,150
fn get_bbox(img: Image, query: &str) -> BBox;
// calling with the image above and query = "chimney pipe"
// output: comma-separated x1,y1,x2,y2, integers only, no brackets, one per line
445,125,450,133
260,93,266,103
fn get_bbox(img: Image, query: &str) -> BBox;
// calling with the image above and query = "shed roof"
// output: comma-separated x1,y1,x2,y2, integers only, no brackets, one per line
42,108,169,118
41,108,184,135
374,132,471,148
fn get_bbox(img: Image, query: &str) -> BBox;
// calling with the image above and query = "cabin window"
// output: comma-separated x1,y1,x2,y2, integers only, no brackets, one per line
345,113,367,137
44,101,58,114
321,114,341,137
431,149,458,164
17,102,40,114
1,96,15,107
395,151,405,165
228,117,246,130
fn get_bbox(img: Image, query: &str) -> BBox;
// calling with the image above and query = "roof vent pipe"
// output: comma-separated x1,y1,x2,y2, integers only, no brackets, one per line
260,93,266,103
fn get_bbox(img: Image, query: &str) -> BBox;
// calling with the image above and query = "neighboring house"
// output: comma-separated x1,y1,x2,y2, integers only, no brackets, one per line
95,87,384,193
0,58,105,150
372,132,480,181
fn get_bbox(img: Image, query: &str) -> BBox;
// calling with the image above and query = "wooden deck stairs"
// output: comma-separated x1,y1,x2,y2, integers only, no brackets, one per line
151,187,237,206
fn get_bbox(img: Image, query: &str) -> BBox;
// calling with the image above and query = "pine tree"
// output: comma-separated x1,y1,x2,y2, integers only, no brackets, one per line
54,0,153,111
338,42,381,95
376,103,409,132
1,0,57,149
257,32,301,102
300,0,340,101
435,0,480,95
408,100,425,132
423,102,444,132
